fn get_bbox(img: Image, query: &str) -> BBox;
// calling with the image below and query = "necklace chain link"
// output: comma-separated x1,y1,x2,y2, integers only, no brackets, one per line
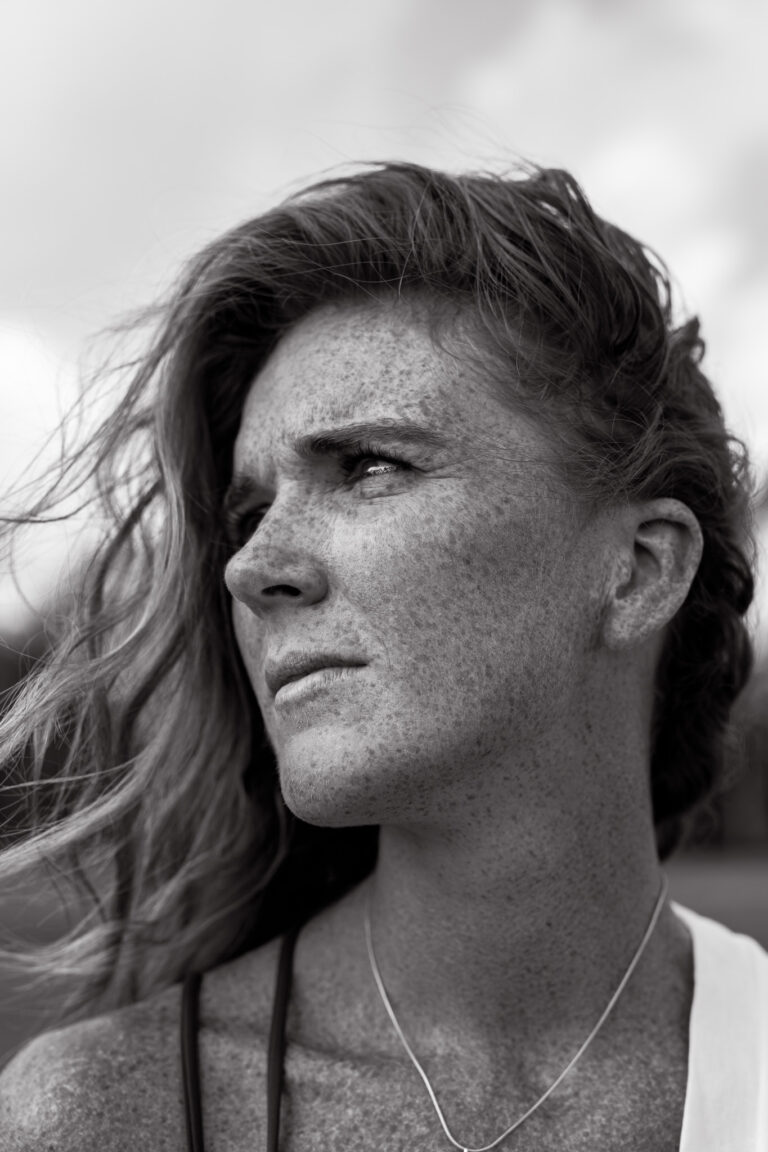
365,874,669,1152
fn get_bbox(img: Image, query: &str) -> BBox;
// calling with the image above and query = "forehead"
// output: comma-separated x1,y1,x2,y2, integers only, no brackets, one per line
235,300,527,463
243,303,464,432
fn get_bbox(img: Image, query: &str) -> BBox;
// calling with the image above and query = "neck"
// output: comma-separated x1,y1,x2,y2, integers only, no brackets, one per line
361,805,673,1072
294,749,693,1143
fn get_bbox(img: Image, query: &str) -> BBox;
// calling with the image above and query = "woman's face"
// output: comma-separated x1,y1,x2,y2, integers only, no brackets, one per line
224,301,611,829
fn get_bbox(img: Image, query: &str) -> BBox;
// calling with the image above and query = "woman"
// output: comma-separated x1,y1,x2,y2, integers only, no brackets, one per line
0,160,766,1150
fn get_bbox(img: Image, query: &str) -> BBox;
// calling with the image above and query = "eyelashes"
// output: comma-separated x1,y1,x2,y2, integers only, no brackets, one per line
223,442,412,551
223,505,268,549
338,440,411,481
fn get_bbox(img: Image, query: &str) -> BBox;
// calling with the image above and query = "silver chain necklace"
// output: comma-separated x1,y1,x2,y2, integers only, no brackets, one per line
364,874,669,1152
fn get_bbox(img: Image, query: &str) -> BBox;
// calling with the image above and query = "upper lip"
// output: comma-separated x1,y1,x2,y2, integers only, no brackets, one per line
265,652,367,696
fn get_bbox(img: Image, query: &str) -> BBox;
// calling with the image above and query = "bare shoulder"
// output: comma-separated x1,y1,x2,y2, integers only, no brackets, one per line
201,930,282,1034
0,935,283,1152
185,934,284,1149
0,979,187,1152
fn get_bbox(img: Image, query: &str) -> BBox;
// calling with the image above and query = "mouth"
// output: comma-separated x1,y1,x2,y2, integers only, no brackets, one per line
265,652,368,698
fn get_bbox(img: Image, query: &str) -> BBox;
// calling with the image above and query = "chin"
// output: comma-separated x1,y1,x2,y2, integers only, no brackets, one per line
272,727,434,829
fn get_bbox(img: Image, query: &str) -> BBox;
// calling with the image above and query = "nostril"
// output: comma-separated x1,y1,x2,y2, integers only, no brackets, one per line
262,584,302,598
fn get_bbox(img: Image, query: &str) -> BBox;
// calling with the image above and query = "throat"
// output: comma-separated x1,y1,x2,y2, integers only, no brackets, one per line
290,851,693,1152
363,824,672,1049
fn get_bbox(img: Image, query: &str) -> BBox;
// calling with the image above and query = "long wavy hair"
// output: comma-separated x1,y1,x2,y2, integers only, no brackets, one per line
0,160,757,1047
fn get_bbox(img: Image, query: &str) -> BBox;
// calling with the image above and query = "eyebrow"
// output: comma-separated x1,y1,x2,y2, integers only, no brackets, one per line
222,419,447,512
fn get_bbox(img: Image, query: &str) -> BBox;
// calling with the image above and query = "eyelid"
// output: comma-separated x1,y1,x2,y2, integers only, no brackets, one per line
338,439,412,476
343,442,414,474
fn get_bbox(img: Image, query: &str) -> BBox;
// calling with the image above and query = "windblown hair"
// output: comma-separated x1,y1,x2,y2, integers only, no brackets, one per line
0,160,756,1044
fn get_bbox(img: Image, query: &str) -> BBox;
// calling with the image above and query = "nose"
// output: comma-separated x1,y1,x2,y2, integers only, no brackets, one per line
223,514,329,616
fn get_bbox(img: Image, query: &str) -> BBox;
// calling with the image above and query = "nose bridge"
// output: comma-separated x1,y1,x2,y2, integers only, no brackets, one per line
256,478,324,556
226,483,329,610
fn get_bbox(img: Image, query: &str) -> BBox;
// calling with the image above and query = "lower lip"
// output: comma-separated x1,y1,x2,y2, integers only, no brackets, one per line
273,665,364,708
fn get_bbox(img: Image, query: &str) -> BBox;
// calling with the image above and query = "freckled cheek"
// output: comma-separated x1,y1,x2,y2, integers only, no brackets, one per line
336,505,547,647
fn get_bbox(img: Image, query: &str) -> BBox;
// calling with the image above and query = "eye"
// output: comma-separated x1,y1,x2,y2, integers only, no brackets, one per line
339,449,410,483
223,505,269,550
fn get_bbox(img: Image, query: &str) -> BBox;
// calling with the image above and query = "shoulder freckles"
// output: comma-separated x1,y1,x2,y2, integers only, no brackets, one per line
202,933,281,1031
0,982,187,1152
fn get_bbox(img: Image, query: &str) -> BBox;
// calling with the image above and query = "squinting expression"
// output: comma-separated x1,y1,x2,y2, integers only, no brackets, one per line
224,301,607,829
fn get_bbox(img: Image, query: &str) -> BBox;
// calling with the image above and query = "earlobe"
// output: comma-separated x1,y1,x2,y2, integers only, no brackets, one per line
602,499,703,651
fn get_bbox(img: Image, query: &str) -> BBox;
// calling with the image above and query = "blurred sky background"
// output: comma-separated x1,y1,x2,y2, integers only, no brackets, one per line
2,0,767,654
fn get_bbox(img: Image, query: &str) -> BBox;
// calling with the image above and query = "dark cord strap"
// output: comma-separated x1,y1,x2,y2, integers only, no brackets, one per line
180,923,302,1152
181,970,205,1152
267,922,302,1152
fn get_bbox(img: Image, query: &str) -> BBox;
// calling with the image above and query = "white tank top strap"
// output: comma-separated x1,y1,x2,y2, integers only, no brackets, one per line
673,902,768,1151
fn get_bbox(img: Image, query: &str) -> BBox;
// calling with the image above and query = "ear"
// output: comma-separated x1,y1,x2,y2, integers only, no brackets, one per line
602,498,704,651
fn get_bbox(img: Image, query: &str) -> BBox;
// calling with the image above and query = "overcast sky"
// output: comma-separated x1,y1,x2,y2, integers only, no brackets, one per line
1,0,767,649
